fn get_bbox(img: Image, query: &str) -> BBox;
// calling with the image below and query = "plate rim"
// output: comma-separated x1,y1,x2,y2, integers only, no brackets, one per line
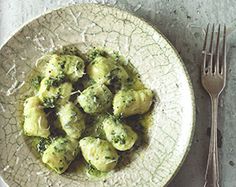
0,3,196,186
130,7,196,186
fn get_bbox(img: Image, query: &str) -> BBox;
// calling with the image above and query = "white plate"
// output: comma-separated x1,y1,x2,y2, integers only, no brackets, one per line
0,4,195,187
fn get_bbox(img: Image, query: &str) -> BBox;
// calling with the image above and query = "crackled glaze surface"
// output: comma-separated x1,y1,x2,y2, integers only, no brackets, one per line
0,4,195,187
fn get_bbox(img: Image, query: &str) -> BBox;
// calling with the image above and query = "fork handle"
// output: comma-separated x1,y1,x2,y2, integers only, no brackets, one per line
204,96,220,187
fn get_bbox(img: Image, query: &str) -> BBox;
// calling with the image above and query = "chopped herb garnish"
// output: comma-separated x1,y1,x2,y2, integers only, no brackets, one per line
87,163,103,177
59,60,66,69
112,135,126,144
76,61,83,70
127,77,133,84
112,51,120,61
104,156,115,160
31,75,43,90
36,138,52,154
45,73,65,89
43,96,58,108
87,48,108,61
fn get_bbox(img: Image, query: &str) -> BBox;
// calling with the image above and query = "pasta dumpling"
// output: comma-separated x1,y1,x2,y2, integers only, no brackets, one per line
38,77,72,108
42,137,80,174
87,56,128,87
21,47,155,175
113,89,153,117
103,117,137,151
64,55,85,82
77,84,113,114
45,54,85,82
38,77,59,106
87,56,115,83
23,96,50,138
45,54,64,78
58,102,85,139
79,137,119,172
57,82,73,105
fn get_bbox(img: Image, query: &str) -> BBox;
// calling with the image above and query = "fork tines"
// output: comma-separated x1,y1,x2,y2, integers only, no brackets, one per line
202,24,226,76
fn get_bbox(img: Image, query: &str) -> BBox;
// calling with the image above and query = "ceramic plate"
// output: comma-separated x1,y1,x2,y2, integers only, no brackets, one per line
0,4,195,187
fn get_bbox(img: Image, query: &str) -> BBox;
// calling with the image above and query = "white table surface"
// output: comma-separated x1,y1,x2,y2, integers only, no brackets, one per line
1,0,236,187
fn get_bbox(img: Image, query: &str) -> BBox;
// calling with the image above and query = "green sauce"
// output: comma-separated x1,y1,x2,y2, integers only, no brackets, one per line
17,45,154,178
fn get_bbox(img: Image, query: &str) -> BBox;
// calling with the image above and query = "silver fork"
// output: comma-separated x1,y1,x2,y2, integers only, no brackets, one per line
202,24,226,187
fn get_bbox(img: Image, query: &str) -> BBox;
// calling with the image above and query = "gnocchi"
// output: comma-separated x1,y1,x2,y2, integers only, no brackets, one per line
23,96,50,138
58,102,85,139
77,84,113,114
113,89,153,117
42,137,80,174
87,56,129,87
45,54,85,82
38,77,72,108
21,47,154,176
79,137,119,172
103,116,138,151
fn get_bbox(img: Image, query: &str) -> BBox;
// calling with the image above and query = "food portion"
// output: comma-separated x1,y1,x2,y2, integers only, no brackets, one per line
87,56,129,88
42,137,80,174
77,84,113,114
103,116,137,151
21,47,154,175
113,89,153,117
45,54,85,82
23,96,50,138
58,102,85,139
38,77,73,108
80,137,119,172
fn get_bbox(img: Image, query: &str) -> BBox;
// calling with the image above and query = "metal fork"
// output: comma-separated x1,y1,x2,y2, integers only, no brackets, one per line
201,24,226,187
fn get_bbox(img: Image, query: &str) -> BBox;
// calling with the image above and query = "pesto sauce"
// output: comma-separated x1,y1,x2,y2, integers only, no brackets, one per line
86,164,108,178
67,157,108,179
17,45,154,178
139,109,154,129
